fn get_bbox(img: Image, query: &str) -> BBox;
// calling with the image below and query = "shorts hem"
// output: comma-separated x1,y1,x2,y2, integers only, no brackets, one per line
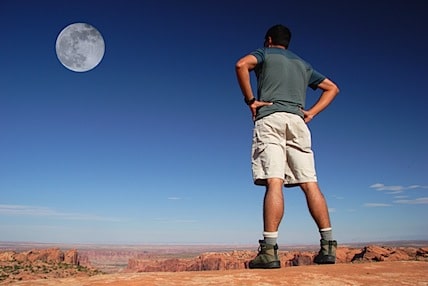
254,178,317,187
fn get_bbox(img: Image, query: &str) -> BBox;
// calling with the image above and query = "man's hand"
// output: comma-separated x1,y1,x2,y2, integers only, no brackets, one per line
249,100,273,121
301,109,315,123
302,78,339,123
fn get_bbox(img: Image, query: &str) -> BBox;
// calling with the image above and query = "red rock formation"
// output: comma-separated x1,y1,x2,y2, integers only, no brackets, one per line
126,245,428,272
64,249,80,265
351,245,425,262
0,248,101,284
2,245,428,284
0,248,80,265
0,251,15,262
417,247,428,258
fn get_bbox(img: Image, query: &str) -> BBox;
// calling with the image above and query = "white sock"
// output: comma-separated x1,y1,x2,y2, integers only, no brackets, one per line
263,231,278,245
319,227,333,241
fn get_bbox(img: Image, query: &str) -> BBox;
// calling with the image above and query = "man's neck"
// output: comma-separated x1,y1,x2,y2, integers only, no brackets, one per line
268,44,286,49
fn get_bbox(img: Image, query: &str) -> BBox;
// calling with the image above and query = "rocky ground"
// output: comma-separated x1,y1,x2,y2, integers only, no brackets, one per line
125,244,428,272
0,242,427,285
0,248,101,284
8,261,428,286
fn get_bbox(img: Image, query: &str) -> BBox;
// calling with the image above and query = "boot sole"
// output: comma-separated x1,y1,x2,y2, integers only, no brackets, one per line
314,255,336,264
249,260,281,269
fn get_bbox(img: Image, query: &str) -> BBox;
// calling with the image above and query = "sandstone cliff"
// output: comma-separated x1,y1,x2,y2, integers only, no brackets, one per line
0,248,79,265
0,248,100,284
126,245,428,272
1,244,427,285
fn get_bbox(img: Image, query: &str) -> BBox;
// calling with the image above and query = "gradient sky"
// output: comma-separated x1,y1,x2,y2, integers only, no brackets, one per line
1,0,427,246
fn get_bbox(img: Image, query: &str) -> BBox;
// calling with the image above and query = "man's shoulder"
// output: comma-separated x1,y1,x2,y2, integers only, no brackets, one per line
250,47,266,56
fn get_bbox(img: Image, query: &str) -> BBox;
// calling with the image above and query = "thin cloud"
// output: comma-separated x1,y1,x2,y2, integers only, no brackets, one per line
369,183,428,194
167,197,181,200
393,197,428,205
0,204,121,222
363,203,392,207
394,195,408,199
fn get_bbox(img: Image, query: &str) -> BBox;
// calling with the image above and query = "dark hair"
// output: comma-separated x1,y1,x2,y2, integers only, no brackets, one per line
264,24,292,48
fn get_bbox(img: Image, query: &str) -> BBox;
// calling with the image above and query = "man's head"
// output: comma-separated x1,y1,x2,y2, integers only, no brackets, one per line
264,24,291,48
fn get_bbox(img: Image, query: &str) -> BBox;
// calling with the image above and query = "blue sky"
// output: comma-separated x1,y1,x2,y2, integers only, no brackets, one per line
1,0,427,246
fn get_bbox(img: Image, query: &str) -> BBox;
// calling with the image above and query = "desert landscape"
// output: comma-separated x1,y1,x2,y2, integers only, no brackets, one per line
0,241,427,285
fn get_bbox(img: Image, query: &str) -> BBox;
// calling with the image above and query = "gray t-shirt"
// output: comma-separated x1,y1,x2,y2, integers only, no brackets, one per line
251,47,326,121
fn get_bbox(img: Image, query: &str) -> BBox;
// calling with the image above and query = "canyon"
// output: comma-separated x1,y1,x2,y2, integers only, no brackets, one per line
1,241,427,285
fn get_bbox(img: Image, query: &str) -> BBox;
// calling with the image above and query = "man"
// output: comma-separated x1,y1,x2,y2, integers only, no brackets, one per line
235,24,339,269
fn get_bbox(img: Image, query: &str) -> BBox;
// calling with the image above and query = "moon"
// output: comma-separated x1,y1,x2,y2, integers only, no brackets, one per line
55,23,105,72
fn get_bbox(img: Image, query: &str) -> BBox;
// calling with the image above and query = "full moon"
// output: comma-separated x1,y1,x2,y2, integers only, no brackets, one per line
55,23,105,72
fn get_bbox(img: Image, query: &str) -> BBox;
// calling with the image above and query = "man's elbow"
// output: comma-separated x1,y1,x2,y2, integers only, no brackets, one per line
327,81,340,96
333,84,340,96
235,60,246,72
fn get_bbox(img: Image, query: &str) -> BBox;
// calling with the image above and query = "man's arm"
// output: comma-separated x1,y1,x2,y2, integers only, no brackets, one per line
302,78,340,123
235,55,272,120
235,54,257,102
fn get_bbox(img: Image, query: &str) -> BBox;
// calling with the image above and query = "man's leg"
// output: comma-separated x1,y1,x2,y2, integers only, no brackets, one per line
249,178,283,269
300,182,331,229
263,178,284,232
300,182,337,264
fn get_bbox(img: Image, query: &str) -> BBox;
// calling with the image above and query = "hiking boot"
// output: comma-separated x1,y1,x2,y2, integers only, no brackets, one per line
248,240,281,269
314,239,337,264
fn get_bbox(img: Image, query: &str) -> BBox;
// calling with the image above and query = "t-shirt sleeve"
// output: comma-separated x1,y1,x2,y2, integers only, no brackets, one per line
250,48,265,63
308,69,326,90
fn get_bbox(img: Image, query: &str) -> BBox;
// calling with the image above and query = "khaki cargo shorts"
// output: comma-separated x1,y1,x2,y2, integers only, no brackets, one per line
252,112,317,186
